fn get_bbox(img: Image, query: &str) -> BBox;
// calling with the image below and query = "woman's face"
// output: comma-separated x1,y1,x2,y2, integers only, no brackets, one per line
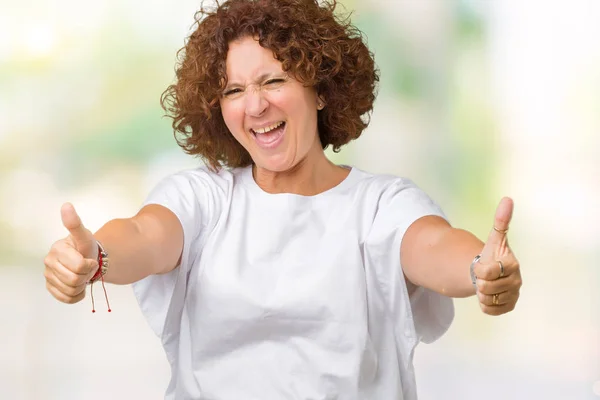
219,36,323,172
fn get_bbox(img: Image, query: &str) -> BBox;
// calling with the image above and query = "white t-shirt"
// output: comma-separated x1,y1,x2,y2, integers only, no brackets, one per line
132,165,454,400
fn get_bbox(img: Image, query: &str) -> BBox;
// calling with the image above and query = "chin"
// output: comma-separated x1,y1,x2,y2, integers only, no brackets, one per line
253,153,297,173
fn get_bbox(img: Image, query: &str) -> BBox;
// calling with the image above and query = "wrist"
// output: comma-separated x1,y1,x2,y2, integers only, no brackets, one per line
469,254,481,294
88,241,108,284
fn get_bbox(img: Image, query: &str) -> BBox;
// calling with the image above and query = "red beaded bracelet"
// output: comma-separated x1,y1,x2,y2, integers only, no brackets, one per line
88,241,111,313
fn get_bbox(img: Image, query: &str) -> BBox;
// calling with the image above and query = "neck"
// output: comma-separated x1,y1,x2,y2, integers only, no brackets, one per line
253,150,349,196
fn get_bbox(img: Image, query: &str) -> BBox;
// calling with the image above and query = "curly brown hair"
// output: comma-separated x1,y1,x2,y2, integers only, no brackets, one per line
160,0,379,170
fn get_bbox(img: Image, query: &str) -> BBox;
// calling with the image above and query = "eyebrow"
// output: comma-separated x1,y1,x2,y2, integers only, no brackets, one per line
225,72,285,89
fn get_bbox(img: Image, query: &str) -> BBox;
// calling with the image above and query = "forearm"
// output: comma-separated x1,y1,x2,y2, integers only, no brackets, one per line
402,217,484,298
422,228,483,298
93,216,177,285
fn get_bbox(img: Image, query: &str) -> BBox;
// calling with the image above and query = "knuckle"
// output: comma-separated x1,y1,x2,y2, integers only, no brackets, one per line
57,294,71,304
73,264,85,275
511,261,520,273
66,285,83,298
43,255,54,268
515,277,523,288
58,294,74,304
476,280,484,291
43,268,53,281
65,294,83,304
54,294,67,303
66,273,82,288
73,258,89,275
477,292,486,304
514,290,520,300
47,283,67,303
477,280,491,294
49,282,84,304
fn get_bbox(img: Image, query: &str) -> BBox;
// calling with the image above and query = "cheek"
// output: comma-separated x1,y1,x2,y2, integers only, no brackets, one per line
272,90,302,112
285,96,318,134
220,103,243,135
271,95,312,127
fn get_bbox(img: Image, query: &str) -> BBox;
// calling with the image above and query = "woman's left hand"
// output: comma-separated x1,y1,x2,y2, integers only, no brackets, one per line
473,197,522,316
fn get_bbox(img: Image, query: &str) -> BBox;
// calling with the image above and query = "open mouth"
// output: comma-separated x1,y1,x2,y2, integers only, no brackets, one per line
250,121,286,147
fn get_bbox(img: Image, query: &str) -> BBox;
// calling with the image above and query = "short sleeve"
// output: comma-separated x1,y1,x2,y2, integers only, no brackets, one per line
364,177,454,347
131,168,227,343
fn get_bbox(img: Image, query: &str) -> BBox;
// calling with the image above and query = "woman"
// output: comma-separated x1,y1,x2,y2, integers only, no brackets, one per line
43,0,522,399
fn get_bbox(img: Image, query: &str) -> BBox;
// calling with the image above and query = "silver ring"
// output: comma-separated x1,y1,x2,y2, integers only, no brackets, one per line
498,260,505,279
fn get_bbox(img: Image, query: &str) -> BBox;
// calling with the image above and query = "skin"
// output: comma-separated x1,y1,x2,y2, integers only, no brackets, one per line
44,36,522,316
219,36,349,196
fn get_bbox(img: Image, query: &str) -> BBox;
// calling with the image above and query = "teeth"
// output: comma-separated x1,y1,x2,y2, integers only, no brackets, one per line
253,121,284,134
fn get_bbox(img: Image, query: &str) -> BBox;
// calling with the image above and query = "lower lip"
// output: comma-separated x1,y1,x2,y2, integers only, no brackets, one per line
252,124,286,150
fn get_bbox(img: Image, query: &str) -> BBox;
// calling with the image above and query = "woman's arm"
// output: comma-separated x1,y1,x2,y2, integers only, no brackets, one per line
44,203,183,304
400,197,522,315
94,204,184,284
401,216,481,298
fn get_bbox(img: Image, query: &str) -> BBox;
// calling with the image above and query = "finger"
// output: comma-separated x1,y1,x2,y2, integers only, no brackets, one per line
473,258,519,281
61,203,95,253
485,197,514,247
476,273,522,295
479,301,516,316
45,256,95,288
44,267,86,298
46,280,86,304
53,241,97,276
477,290,514,306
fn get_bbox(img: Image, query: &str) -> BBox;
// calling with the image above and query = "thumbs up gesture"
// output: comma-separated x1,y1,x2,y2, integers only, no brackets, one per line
43,203,99,304
472,197,522,316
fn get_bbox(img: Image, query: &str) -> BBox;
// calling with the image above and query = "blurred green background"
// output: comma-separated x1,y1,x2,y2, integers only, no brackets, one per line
1,0,598,399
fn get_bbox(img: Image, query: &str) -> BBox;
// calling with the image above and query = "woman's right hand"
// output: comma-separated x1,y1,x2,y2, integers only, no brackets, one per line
44,203,100,304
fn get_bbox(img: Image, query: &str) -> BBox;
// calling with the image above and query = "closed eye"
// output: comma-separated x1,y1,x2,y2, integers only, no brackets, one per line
223,88,242,97
265,78,285,85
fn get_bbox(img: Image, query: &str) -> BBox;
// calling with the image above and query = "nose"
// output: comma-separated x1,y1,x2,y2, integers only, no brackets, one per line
244,85,268,117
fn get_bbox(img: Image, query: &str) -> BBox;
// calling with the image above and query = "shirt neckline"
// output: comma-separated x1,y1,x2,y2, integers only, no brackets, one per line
239,164,361,199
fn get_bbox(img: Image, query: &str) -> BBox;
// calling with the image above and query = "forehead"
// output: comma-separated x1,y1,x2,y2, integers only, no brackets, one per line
225,36,283,80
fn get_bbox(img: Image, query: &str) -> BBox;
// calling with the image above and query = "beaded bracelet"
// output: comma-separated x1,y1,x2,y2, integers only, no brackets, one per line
88,241,112,313
89,241,108,283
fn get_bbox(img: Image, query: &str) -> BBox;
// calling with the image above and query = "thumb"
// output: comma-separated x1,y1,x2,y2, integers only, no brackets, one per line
61,203,95,255
481,197,514,260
